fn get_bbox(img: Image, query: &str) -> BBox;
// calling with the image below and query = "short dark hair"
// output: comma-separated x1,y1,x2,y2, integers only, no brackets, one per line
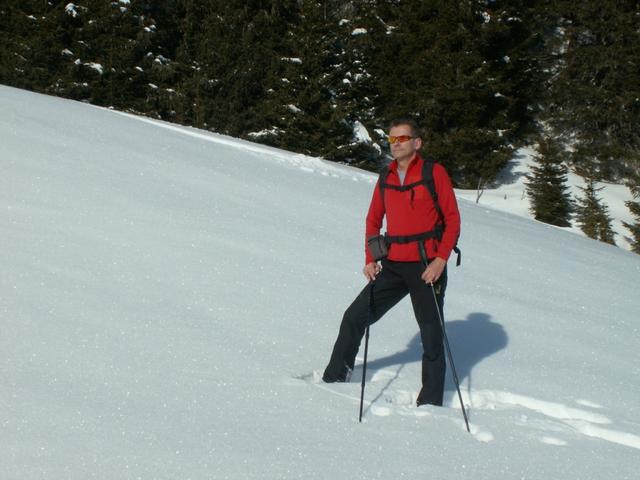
389,117,421,138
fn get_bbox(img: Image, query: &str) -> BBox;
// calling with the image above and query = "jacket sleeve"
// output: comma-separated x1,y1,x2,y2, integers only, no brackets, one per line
364,180,385,265
433,163,461,261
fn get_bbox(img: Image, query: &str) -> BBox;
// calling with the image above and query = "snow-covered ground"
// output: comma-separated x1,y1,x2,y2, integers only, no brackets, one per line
1,85,639,479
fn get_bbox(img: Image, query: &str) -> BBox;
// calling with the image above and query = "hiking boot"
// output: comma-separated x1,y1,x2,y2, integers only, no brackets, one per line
416,387,443,407
322,363,353,383
416,392,443,407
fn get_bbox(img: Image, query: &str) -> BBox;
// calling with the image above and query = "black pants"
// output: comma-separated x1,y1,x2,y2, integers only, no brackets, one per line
323,259,447,406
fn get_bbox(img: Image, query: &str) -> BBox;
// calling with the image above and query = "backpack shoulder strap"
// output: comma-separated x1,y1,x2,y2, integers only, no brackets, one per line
421,160,444,222
422,159,462,266
378,165,391,208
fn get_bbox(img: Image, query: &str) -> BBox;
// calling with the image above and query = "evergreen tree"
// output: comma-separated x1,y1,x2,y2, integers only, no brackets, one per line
622,174,640,254
251,0,332,155
575,175,615,244
190,1,296,137
371,0,544,187
174,0,220,128
0,1,185,115
320,1,386,169
238,1,387,167
0,1,69,93
543,1,640,181
525,137,573,226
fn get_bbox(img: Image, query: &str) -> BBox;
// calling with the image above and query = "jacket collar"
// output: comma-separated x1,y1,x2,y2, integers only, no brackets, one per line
388,153,423,174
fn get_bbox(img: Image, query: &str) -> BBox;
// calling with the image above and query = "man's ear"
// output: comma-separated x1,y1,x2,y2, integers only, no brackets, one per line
414,137,423,150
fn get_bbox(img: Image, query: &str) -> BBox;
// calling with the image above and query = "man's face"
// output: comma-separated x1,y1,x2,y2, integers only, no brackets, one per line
389,124,421,162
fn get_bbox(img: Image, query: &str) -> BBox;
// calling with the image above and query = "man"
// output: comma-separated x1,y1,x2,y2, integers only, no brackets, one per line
322,118,461,407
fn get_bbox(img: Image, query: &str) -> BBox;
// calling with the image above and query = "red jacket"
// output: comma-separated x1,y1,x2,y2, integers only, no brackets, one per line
365,154,461,264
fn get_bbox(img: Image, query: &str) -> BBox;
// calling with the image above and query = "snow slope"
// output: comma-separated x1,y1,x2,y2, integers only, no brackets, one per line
1,85,639,480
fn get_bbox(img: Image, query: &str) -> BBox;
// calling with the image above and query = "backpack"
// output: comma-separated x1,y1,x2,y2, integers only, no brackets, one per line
376,160,461,266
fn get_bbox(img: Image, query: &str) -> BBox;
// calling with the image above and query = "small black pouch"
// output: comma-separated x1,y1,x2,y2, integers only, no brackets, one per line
367,235,388,261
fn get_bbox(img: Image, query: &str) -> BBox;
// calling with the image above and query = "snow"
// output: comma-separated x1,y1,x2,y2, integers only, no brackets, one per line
351,28,368,36
352,120,372,144
65,3,78,18
85,63,104,75
1,85,639,479
247,127,284,139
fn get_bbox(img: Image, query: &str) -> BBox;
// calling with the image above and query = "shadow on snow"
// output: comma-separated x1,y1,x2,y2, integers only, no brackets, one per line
359,312,508,410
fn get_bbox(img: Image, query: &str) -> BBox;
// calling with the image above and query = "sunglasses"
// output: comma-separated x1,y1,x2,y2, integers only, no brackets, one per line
388,135,414,144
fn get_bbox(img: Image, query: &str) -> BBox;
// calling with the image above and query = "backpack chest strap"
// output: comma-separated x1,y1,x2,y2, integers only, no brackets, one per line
379,180,426,192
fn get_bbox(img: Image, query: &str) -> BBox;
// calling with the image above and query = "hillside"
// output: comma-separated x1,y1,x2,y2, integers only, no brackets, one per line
1,85,639,480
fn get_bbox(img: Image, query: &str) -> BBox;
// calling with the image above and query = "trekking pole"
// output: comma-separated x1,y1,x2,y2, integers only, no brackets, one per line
359,281,375,423
358,324,370,423
430,284,471,433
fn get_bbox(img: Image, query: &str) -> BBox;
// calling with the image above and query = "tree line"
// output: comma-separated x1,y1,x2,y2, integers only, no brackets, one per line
1,0,639,251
